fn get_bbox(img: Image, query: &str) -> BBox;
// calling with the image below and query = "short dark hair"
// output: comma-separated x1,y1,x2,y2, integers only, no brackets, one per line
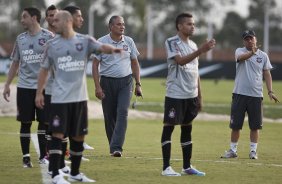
63,5,80,16
108,15,121,26
23,7,41,23
45,5,57,17
175,13,193,31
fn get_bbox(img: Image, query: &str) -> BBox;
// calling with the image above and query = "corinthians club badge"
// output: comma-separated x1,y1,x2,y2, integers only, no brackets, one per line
168,108,176,118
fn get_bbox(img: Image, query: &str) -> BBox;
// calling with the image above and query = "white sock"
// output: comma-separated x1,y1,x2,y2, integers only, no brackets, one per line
230,142,238,152
250,142,257,152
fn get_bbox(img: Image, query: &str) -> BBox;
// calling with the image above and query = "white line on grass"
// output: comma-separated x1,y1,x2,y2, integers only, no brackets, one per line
122,156,282,168
31,134,51,184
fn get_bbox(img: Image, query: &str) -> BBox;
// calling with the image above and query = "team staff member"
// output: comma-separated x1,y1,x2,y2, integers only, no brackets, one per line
93,15,142,157
221,30,279,159
161,13,215,176
35,11,121,183
2,7,53,168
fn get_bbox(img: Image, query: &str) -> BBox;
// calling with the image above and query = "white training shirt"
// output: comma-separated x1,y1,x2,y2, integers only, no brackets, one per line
165,35,199,99
11,29,54,89
41,33,102,103
94,34,140,78
233,47,273,97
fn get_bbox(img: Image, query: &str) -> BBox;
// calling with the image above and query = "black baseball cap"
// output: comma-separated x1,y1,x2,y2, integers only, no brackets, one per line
242,30,255,39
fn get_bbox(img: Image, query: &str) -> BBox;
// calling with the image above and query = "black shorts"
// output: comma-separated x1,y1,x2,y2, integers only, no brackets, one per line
16,87,44,122
230,94,263,130
163,96,199,125
49,101,88,137
44,94,52,124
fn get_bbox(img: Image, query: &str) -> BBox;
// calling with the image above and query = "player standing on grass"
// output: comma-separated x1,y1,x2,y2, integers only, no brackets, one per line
2,7,53,168
221,30,279,160
35,10,121,183
45,4,71,176
161,12,216,176
63,5,95,152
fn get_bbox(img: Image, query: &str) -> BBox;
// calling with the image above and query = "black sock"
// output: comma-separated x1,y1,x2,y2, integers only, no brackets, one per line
60,137,68,169
47,134,52,172
37,122,46,159
181,125,192,169
70,138,84,176
20,122,32,156
50,137,62,178
45,124,51,155
161,126,174,170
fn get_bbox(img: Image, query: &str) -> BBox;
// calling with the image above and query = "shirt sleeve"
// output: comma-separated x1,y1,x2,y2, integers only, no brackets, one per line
88,36,102,55
129,38,140,60
10,39,20,62
263,53,273,70
235,48,245,62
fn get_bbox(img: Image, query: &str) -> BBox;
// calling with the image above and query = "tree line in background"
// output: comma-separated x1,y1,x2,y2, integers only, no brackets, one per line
0,0,281,51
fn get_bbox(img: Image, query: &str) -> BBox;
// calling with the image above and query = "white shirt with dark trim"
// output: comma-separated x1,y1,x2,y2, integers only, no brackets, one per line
94,34,140,78
165,35,199,99
10,28,54,89
233,47,273,97
41,33,102,103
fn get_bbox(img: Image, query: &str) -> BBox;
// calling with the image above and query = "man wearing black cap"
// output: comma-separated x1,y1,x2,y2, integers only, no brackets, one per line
221,30,279,160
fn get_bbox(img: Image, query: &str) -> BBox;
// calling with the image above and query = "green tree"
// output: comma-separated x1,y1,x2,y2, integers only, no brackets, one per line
216,11,247,48
247,0,282,46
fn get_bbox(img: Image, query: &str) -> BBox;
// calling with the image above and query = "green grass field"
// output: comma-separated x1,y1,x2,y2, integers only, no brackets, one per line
1,75,281,119
89,77,282,119
0,117,281,184
0,75,282,183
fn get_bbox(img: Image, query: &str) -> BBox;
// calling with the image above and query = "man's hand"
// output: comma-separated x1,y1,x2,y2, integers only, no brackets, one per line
251,44,260,54
112,48,123,53
199,39,216,53
268,92,280,103
35,92,45,109
135,85,143,98
2,84,10,102
95,86,105,100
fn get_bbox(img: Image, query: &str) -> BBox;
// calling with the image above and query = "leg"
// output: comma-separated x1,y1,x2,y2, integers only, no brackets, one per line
180,125,192,170
17,88,36,167
247,96,262,157
60,137,68,169
110,80,132,153
161,125,174,170
101,77,117,145
250,129,259,152
50,133,64,178
37,121,47,160
230,129,240,152
20,121,33,168
69,136,84,176
226,94,246,154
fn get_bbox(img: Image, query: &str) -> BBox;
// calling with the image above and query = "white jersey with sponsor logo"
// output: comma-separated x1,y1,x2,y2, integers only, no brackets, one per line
41,33,102,103
94,34,140,78
165,35,199,99
11,29,54,89
233,47,273,97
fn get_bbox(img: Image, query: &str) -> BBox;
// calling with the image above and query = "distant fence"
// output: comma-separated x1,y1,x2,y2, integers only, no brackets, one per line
1,58,281,80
